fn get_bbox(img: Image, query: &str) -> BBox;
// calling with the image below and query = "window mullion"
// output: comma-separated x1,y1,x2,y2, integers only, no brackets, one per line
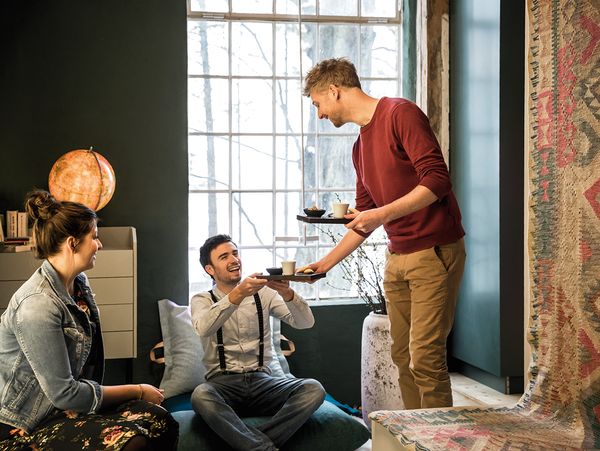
228,19,234,238
271,20,277,265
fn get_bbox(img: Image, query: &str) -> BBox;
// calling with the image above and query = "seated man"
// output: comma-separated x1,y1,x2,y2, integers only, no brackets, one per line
190,234,325,451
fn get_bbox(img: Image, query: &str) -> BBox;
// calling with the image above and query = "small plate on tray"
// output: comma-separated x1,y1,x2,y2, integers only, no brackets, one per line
255,272,326,282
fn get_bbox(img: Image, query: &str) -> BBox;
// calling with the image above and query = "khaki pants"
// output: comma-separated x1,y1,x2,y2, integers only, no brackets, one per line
384,238,466,409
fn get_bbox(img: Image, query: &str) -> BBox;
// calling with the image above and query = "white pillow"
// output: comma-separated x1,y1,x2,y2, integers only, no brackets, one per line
157,299,291,398
157,299,206,398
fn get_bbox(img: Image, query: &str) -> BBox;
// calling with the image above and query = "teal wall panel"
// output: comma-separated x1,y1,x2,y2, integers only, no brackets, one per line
449,0,524,390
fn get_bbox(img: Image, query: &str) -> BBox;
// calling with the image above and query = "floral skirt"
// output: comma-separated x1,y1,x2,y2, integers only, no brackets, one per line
0,400,178,450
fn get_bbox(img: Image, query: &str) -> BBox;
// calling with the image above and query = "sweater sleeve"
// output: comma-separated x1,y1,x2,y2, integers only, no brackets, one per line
393,102,452,199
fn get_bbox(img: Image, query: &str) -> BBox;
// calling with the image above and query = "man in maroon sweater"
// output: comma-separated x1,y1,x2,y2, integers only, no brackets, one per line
302,58,466,410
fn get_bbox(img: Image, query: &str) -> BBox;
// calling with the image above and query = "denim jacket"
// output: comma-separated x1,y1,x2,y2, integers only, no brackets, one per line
0,260,104,432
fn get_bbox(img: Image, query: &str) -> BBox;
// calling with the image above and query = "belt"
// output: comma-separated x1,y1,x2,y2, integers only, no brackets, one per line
218,368,266,376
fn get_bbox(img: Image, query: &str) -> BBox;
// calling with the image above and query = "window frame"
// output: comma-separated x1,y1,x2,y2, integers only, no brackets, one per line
187,1,402,300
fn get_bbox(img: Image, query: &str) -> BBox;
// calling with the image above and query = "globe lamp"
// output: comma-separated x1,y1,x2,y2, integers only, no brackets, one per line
48,148,116,211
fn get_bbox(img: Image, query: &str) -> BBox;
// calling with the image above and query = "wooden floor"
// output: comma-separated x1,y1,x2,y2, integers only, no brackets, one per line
354,372,523,451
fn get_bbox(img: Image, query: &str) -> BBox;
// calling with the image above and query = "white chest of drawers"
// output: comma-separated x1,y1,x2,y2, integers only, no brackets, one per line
0,226,137,359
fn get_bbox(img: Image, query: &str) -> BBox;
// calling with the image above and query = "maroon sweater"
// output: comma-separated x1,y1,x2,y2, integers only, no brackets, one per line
352,97,465,254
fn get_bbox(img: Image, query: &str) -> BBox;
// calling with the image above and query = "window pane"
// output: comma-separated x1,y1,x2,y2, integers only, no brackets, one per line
189,192,230,247
275,79,303,133
232,136,273,190
276,24,302,77
232,22,273,76
189,249,214,295
275,136,303,190
232,0,272,14
275,192,303,238
362,79,400,98
233,193,273,245
302,96,318,134
274,22,318,79
318,136,356,189
237,248,274,276
318,250,357,299
188,21,228,76
232,79,273,133
189,135,229,190
319,0,357,16
319,24,359,64
360,26,398,77
300,23,318,74
302,139,317,190
361,0,398,18
189,78,229,133
276,0,316,15
190,0,228,13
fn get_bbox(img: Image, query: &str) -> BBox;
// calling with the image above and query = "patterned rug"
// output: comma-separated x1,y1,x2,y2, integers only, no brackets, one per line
370,0,600,448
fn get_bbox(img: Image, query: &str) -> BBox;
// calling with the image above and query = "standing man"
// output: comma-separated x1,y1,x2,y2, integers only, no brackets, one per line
190,234,325,451
302,58,466,410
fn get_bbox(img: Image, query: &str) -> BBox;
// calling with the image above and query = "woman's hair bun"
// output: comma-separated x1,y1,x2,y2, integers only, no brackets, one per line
25,190,60,221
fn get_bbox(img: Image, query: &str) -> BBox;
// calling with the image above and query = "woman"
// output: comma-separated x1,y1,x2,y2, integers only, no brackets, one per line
0,190,178,450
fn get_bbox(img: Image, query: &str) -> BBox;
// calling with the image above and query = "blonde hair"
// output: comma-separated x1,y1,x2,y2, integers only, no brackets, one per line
303,58,361,96
25,190,97,259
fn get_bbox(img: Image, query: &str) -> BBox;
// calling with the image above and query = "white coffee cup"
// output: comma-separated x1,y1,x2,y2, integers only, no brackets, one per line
332,202,350,218
281,260,296,275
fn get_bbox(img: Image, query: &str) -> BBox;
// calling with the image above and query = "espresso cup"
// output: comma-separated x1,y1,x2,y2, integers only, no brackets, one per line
332,202,350,218
281,260,296,275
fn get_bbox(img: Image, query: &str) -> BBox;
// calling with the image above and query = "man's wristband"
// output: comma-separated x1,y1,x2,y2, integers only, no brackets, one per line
138,384,143,400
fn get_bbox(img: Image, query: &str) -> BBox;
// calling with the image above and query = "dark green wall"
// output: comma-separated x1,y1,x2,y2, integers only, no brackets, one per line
282,303,371,406
0,0,188,383
449,0,524,393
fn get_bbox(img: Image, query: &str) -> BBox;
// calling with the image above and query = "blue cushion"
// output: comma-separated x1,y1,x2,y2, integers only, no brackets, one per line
163,392,195,413
169,397,370,451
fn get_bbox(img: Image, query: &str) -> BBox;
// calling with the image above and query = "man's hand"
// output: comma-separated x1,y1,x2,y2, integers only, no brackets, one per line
295,261,329,284
266,279,294,301
228,273,268,304
345,207,386,234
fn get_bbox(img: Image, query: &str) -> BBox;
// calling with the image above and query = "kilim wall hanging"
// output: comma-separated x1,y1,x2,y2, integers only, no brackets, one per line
369,0,600,448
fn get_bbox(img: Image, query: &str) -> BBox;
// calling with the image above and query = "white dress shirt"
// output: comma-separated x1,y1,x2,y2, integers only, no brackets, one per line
190,285,314,380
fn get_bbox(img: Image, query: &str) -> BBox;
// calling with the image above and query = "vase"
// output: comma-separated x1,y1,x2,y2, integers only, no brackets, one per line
360,312,404,428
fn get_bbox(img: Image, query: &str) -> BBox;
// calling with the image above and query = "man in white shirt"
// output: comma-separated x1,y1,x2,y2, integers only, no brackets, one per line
190,234,325,451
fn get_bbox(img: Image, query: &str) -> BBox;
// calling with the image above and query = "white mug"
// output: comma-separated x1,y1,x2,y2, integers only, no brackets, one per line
332,202,350,218
281,260,296,275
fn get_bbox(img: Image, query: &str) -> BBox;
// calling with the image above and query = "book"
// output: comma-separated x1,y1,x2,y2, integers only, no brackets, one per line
2,237,30,245
6,211,18,239
17,212,28,238
0,243,33,253
0,216,4,242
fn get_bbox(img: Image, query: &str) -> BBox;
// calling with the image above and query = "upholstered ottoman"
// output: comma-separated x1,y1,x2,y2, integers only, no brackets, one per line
166,394,370,451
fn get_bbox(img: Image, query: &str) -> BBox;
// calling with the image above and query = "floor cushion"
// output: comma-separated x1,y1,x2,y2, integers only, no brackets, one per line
167,394,370,451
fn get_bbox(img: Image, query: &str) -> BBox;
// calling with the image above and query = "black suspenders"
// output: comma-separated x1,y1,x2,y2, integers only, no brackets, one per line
209,290,264,371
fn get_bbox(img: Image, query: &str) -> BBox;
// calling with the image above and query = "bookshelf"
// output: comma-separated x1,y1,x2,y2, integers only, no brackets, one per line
0,226,137,359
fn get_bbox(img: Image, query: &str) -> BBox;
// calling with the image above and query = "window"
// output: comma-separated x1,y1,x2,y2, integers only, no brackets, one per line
188,0,401,300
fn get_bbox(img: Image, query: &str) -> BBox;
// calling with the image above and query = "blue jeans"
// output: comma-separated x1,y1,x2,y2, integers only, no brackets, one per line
191,372,325,451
